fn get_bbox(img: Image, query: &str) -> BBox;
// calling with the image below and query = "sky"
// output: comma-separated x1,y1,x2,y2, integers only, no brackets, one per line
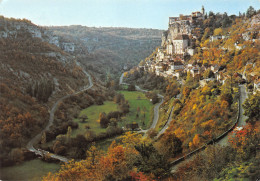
0,0,259,29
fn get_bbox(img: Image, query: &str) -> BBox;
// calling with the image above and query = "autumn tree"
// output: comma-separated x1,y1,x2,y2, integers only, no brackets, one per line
134,143,170,178
99,112,109,128
213,28,223,36
157,132,182,158
85,144,103,166
242,91,260,125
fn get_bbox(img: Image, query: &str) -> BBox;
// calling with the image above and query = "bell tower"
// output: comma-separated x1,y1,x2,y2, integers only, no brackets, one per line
202,6,205,15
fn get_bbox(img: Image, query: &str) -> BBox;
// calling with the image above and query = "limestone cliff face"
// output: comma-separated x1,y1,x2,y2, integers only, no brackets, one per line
161,31,168,47
161,20,192,48
0,16,77,54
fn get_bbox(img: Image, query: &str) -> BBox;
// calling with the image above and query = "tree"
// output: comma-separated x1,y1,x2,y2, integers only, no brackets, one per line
134,143,170,178
147,128,158,139
127,84,136,91
120,132,143,148
193,134,201,147
9,148,24,163
86,144,103,166
53,140,66,155
229,125,259,161
201,27,211,43
242,91,260,125
79,114,88,123
66,126,72,143
41,131,46,144
213,28,223,36
209,11,215,17
158,132,182,157
246,6,256,18
150,92,159,104
99,112,109,128
100,143,129,180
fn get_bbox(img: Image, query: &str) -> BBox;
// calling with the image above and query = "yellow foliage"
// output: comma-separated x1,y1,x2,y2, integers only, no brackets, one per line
120,132,143,148
213,28,223,36
201,119,216,129
193,134,200,146
174,127,186,141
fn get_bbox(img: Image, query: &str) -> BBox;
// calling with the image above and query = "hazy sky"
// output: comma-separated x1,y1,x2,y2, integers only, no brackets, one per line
0,0,259,29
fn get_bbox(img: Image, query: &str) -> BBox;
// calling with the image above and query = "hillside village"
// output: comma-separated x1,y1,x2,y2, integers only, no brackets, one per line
139,7,260,92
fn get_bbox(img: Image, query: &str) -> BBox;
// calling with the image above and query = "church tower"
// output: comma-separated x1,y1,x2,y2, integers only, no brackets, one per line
201,6,205,15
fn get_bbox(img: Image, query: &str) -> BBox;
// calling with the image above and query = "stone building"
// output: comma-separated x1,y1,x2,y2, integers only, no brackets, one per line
172,34,189,54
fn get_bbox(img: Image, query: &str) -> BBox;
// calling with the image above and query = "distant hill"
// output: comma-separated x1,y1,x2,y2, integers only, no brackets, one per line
48,26,163,79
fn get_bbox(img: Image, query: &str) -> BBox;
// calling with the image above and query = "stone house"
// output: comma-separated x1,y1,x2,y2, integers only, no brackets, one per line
170,61,184,71
189,66,200,77
172,34,189,55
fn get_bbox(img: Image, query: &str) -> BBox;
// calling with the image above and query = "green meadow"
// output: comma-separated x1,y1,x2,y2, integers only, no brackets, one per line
0,159,60,181
70,91,153,137
118,91,153,129
72,101,119,137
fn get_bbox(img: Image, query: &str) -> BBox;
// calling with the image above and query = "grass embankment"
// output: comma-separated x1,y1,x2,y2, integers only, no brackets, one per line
0,159,60,181
118,91,153,129
72,101,119,137
155,97,175,131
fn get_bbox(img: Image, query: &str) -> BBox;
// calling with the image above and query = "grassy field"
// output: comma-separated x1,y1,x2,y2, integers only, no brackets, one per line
71,91,153,137
118,91,153,129
72,101,119,137
0,159,60,181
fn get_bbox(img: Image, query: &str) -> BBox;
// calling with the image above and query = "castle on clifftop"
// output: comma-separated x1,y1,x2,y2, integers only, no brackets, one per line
161,6,205,56
140,7,207,79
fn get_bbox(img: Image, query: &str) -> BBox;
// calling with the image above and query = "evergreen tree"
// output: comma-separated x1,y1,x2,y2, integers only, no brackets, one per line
246,6,256,18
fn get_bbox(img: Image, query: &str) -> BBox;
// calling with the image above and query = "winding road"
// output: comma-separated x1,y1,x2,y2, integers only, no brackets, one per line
26,61,93,163
218,84,248,145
